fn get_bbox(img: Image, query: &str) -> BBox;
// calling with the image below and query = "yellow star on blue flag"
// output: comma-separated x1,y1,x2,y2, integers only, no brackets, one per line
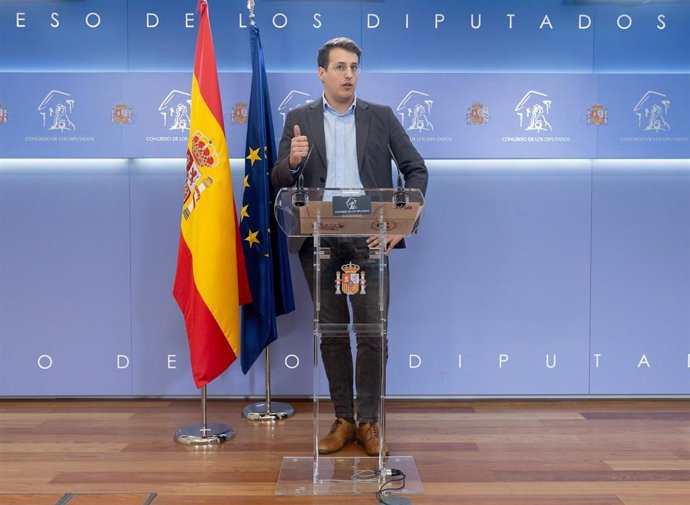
244,228,260,248
246,146,262,166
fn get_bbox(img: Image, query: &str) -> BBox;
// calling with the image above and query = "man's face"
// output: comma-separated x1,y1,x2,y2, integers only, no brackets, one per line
318,47,359,108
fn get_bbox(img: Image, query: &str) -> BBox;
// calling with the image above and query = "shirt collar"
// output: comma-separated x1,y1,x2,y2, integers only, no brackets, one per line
323,93,357,116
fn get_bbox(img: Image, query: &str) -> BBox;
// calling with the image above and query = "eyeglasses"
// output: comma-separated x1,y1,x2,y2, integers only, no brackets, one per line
328,63,360,75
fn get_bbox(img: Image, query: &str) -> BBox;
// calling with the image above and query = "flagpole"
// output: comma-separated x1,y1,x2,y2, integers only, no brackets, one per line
242,347,295,421
247,0,255,25
175,386,235,445
240,0,295,423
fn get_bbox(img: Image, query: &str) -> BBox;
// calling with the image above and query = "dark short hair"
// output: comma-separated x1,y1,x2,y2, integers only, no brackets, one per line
317,37,361,69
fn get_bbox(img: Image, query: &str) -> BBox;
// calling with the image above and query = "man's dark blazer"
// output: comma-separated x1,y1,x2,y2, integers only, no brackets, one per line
271,97,428,252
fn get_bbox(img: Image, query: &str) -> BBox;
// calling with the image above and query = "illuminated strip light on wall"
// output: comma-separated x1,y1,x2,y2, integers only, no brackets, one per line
0,158,129,171
0,159,687,174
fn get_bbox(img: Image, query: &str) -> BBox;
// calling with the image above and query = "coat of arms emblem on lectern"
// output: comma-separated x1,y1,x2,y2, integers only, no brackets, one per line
335,262,366,295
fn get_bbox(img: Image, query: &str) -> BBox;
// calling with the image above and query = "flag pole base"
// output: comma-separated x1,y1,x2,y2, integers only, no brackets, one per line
174,423,234,445
242,401,295,421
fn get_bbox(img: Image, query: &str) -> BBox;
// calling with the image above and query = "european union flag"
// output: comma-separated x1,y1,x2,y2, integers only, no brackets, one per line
240,22,295,374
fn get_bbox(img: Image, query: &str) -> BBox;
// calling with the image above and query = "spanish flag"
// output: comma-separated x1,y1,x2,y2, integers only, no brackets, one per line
173,0,251,389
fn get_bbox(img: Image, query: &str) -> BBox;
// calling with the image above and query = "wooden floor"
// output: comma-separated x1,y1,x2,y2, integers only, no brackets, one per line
1,399,689,504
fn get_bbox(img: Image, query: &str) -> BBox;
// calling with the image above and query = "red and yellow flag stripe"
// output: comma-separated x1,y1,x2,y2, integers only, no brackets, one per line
173,0,251,388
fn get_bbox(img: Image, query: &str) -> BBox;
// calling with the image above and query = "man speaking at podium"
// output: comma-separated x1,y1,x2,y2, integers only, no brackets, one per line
271,37,428,456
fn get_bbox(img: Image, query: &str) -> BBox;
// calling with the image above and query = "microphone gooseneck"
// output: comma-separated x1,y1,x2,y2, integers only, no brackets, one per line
292,143,314,208
388,145,409,209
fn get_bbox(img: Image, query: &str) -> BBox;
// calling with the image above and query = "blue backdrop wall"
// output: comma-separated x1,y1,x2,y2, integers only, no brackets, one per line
0,0,688,397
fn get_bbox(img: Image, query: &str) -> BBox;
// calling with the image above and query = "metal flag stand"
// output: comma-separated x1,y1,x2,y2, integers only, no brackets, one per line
242,347,295,421
174,386,234,445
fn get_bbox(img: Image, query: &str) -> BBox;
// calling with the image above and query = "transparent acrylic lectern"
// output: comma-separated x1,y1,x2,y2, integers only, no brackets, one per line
274,187,425,497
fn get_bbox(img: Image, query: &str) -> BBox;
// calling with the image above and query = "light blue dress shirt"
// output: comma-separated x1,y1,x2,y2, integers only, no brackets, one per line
323,95,363,195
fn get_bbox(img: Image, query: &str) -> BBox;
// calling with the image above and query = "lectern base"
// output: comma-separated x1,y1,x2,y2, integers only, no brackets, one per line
275,455,423,496
174,423,234,445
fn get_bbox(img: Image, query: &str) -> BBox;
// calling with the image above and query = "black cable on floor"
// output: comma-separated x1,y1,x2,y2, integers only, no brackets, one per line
375,468,408,505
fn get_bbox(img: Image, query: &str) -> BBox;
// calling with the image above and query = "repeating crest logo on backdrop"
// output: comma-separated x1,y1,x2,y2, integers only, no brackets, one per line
159,90,191,131
502,89,570,144
0,103,7,124
38,90,76,131
397,90,434,132
634,90,671,132
587,104,608,126
467,103,489,125
619,89,687,145
515,90,552,133
396,89,452,144
231,102,248,124
277,90,312,125
111,103,133,125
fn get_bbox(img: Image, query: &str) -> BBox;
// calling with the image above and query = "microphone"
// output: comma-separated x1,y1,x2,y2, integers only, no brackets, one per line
291,144,314,208
388,145,409,209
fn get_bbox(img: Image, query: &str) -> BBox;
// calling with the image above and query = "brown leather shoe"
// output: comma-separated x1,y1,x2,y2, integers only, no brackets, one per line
318,418,356,454
356,422,388,457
